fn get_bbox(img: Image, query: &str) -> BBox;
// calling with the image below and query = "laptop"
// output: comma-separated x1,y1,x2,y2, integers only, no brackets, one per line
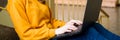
53,0,103,38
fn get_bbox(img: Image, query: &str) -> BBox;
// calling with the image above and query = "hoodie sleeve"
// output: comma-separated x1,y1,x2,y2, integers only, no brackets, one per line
51,18,65,28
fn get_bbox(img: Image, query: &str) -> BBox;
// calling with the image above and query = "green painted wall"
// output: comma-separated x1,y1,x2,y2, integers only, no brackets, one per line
0,10,13,27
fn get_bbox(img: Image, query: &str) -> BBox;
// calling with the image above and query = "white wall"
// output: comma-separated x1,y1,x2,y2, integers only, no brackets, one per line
55,4,86,22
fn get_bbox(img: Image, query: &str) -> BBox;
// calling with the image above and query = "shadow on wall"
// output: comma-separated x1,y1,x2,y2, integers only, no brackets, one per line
0,24,19,40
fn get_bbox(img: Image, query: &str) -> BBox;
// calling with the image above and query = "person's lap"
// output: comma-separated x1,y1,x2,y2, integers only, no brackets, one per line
51,23,120,40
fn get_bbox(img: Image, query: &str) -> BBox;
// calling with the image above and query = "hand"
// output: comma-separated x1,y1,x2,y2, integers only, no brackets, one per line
55,20,82,35
66,20,82,26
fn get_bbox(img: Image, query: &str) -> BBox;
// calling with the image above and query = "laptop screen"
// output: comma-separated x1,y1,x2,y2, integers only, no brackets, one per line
82,0,102,33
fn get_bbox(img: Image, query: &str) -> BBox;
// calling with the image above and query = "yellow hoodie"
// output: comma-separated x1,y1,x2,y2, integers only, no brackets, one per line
6,0,65,40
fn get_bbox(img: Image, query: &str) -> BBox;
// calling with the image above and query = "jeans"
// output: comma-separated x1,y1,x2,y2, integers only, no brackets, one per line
51,23,120,40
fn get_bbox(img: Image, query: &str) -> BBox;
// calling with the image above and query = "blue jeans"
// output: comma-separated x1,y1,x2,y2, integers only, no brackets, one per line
51,23,120,40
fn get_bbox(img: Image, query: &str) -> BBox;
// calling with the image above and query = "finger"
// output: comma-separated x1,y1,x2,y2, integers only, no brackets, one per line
65,29,72,32
68,20,77,24
74,20,82,25
70,20,82,25
77,20,83,24
68,26,78,31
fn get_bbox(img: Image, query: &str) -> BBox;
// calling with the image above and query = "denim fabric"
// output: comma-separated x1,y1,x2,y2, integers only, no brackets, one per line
51,23,120,40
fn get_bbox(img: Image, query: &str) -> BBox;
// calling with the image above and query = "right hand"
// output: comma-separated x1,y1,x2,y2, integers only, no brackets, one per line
55,20,82,35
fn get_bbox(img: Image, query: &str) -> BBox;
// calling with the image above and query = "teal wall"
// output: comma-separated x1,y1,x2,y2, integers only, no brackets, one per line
0,10,13,27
